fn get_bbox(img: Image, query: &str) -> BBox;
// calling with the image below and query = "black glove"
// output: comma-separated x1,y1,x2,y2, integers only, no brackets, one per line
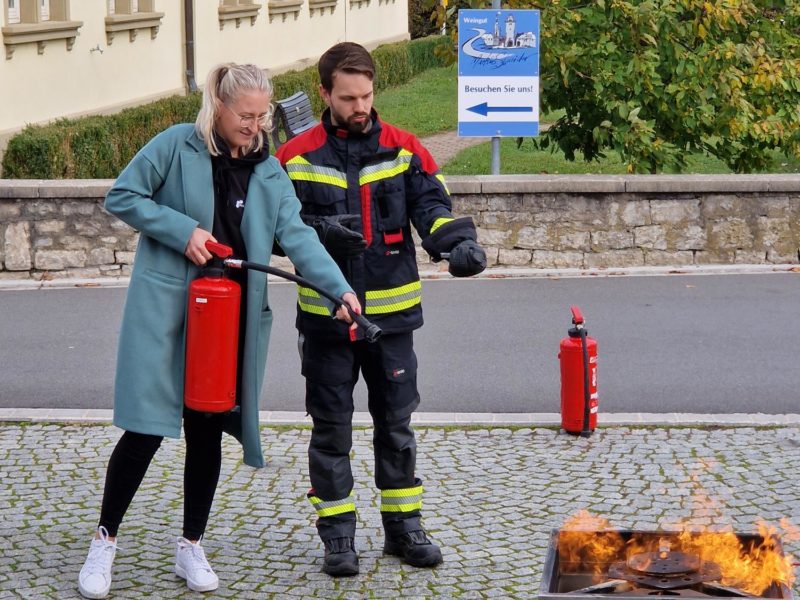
310,214,366,259
448,239,487,277
422,217,478,262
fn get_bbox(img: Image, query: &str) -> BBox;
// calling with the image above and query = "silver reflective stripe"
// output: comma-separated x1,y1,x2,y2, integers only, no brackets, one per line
313,497,353,511
380,493,422,506
358,150,413,185
366,287,421,309
285,160,348,188
297,286,335,316
309,494,357,517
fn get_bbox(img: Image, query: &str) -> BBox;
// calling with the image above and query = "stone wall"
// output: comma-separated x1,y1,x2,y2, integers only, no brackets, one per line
1,175,799,280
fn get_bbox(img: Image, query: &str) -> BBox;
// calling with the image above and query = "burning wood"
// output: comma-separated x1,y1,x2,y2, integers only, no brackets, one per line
546,510,797,598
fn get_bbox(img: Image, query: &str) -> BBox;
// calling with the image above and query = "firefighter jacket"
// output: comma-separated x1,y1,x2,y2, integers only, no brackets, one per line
275,109,458,339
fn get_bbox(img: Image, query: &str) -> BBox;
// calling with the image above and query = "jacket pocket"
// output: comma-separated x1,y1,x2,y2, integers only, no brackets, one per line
374,181,407,232
142,267,185,285
300,181,346,217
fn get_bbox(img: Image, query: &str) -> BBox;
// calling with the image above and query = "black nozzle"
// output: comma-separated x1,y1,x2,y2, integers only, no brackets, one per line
233,258,382,342
351,312,382,343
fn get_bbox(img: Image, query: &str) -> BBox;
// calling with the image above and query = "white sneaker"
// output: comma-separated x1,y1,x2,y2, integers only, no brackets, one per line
78,526,117,599
175,537,219,592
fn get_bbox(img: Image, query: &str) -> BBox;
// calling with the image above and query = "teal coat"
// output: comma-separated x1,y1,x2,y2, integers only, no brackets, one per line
105,124,352,468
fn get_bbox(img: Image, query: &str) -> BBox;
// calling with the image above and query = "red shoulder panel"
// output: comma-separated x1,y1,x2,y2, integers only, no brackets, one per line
274,123,328,165
378,122,440,175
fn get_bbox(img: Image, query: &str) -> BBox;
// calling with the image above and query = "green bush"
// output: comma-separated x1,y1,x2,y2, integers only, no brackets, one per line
1,36,449,179
408,0,439,40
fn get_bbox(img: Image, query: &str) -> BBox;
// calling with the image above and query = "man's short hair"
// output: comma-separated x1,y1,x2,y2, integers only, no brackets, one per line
318,42,375,91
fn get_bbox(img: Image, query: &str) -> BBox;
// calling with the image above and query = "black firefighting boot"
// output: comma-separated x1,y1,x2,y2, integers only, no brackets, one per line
322,536,359,577
383,516,443,568
313,511,359,577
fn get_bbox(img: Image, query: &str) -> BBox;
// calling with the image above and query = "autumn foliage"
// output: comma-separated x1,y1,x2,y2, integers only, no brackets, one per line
427,0,800,173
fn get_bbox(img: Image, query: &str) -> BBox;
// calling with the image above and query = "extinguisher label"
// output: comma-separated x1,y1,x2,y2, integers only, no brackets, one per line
195,298,208,304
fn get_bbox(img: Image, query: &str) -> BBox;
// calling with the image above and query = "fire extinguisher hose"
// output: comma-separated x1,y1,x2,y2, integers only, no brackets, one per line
579,327,592,437
225,259,382,343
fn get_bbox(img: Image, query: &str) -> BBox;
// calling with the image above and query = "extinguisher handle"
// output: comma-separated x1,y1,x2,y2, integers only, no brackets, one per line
570,305,584,326
347,310,383,343
205,241,234,259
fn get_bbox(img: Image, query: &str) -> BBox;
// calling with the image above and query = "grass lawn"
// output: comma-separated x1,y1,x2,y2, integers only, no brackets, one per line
442,138,800,176
375,64,459,137
375,64,800,175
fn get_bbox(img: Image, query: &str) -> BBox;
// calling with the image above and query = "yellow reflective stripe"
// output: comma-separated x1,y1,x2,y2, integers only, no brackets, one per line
381,501,423,513
429,217,454,234
380,485,423,513
358,149,413,186
364,281,422,315
381,485,423,498
297,286,334,316
285,156,348,189
436,173,450,194
309,495,356,517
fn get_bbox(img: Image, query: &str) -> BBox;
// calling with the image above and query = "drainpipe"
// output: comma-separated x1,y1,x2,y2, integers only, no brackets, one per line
184,0,198,93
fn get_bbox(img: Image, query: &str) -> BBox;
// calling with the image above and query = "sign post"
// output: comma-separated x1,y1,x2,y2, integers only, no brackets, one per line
457,8,540,174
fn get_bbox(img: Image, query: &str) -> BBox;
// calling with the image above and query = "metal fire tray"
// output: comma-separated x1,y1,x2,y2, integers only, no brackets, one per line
538,529,796,600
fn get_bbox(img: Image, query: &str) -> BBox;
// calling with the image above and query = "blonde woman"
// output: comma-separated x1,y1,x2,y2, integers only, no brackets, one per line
77,63,360,598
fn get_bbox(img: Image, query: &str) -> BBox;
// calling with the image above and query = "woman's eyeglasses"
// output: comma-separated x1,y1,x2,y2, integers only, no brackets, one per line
225,104,268,128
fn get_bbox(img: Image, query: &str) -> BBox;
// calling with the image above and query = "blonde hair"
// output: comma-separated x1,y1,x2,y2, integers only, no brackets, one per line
195,63,274,157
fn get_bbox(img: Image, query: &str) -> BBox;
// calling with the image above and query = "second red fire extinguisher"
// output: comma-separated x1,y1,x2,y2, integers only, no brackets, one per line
558,306,598,437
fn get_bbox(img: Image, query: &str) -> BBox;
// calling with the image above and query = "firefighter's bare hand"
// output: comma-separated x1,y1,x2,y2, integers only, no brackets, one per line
185,228,216,266
335,292,361,330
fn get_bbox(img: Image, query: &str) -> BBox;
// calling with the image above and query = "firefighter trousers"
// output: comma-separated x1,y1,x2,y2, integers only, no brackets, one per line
301,331,424,541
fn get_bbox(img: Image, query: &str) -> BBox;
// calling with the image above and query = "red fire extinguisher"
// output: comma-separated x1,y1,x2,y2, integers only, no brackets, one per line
184,241,241,413
184,241,382,414
558,306,598,437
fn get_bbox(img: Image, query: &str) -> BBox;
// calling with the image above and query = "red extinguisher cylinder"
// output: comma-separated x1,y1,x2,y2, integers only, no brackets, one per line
558,307,598,435
184,272,241,413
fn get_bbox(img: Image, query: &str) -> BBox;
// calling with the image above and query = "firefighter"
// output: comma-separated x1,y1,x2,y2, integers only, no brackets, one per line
275,42,487,576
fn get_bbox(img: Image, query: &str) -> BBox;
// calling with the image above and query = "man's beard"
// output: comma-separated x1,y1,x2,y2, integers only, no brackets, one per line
332,108,371,133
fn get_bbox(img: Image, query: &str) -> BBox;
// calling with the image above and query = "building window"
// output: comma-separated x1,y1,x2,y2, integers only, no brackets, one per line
105,0,163,44
308,0,336,16
2,0,83,59
109,0,147,15
218,1,261,29
7,0,20,24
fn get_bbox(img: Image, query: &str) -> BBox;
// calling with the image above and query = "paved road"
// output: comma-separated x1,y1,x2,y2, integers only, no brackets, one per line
1,272,798,413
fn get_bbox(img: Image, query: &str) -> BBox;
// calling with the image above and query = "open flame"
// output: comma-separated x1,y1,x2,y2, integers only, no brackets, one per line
558,511,797,595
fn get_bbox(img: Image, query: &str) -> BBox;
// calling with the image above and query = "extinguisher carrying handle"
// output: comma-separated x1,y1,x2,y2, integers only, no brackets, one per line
570,305,585,327
205,241,234,259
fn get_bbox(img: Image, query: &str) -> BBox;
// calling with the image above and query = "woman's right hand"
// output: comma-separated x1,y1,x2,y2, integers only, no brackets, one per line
335,292,362,331
184,228,217,265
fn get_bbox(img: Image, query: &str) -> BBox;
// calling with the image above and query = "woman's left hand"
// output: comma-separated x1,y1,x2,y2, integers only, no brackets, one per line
335,292,361,330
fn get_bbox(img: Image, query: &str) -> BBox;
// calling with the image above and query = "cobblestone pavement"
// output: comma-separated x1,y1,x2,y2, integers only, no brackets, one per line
2,423,799,599
419,131,486,166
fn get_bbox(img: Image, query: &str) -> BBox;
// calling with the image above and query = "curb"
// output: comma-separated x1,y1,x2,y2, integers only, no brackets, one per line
1,408,798,426
1,263,797,291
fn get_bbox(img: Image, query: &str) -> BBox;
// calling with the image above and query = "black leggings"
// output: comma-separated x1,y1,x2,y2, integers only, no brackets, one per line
98,409,225,540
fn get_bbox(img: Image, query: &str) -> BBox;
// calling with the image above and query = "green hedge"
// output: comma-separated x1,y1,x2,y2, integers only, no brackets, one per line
1,35,449,179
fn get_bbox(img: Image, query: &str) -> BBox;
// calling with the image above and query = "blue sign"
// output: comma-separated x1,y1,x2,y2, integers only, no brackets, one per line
458,9,540,137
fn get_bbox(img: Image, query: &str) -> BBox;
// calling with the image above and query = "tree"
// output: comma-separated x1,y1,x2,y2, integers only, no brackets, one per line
429,0,800,173
409,0,441,38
